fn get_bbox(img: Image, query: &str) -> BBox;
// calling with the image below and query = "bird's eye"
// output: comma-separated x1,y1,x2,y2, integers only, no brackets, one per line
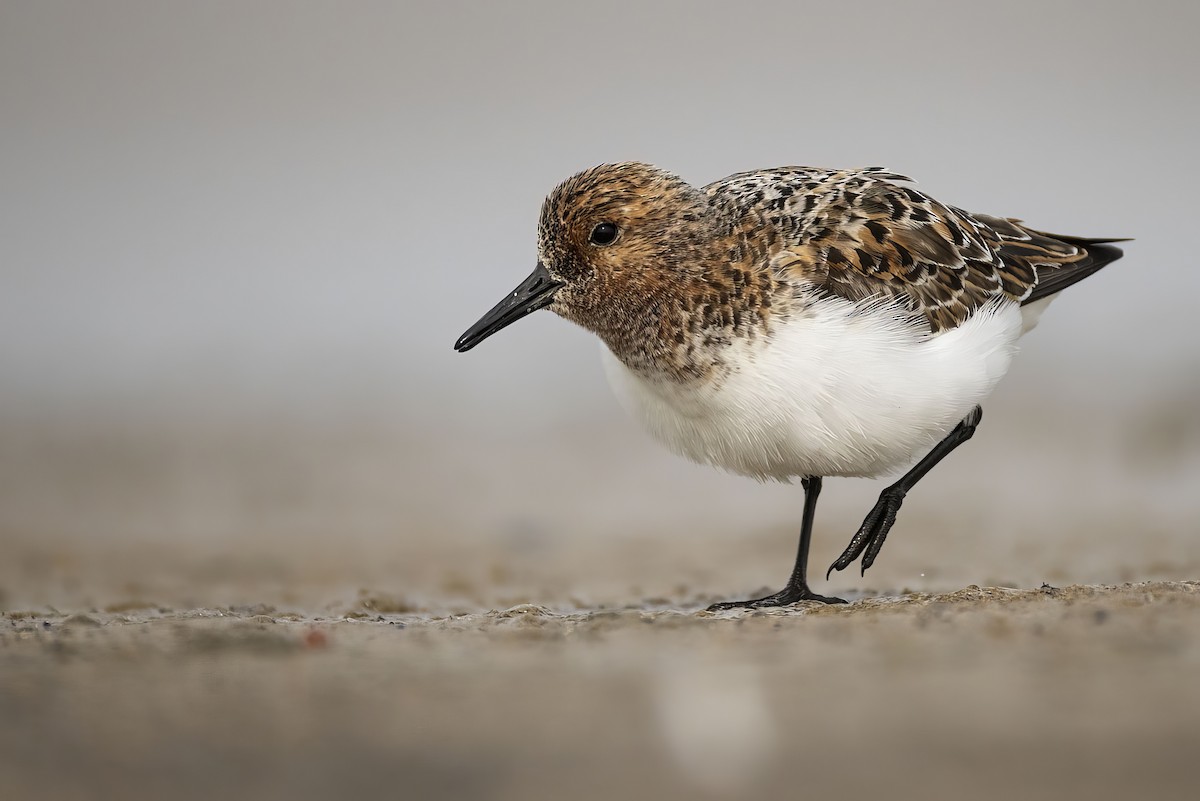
589,222,619,246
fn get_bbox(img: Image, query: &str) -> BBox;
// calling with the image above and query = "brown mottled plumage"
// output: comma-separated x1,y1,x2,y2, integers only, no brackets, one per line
456,162,1126,607
713,165,1125,332
537,164,1124,365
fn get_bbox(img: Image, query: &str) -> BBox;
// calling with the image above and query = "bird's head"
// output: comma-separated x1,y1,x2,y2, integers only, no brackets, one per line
454,162,714,352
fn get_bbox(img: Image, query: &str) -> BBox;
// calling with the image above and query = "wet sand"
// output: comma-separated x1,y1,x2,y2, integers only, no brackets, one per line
3,580,1199,801
2,408,1199,800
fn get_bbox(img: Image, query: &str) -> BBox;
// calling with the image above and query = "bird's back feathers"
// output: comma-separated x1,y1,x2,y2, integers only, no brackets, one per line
707,167,1125,333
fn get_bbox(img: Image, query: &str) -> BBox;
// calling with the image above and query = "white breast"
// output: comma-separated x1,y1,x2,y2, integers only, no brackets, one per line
601,296,1025,481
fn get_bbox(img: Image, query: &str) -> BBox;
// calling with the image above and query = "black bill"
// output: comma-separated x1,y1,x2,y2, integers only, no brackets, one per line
454,262,564,352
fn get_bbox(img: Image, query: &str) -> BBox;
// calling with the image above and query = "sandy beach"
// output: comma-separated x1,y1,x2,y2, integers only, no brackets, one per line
4,579,1199,801
4,4,1200,798
3,407,1199,801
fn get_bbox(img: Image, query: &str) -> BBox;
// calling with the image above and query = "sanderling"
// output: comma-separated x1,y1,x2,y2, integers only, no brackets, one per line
454,163,1125,608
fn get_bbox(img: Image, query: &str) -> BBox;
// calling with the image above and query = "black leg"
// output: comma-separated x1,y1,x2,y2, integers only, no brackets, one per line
708,476,847,610
828,405,983,578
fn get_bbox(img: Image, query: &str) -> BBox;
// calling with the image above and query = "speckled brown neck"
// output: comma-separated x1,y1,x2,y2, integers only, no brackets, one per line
553,241,792,383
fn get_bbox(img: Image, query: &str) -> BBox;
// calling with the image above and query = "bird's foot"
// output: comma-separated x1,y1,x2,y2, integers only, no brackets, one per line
707,584,847,611
827,486,905,578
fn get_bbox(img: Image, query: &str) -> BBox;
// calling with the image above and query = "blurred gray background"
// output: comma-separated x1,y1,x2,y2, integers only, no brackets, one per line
2,0,1198,609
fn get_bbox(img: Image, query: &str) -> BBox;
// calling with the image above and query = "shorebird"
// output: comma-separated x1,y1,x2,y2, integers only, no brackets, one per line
454,163,1125,608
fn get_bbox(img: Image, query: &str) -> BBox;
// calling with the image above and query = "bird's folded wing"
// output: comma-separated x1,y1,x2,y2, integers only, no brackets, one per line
765,174,1124,333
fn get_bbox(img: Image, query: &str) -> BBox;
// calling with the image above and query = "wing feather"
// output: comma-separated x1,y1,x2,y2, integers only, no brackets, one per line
711,168,1125,333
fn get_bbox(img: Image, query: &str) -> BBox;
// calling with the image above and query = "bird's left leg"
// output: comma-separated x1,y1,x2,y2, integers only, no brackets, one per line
827,405,983,578
709,476,846,610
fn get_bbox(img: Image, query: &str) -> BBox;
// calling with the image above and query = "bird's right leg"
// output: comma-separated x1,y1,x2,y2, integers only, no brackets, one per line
828,405,983,578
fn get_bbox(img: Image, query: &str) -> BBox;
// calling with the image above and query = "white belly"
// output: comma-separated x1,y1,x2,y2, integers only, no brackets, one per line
602,296,1026,481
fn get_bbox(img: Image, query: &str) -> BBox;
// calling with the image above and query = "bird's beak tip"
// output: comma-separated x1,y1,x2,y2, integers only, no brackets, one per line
453,263,562,353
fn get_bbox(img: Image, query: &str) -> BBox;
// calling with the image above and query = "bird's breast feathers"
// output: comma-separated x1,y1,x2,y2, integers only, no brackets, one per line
602,293,1024,481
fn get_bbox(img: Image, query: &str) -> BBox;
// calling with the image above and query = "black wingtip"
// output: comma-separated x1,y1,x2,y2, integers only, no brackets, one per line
1058,235,1133,245
1020,236,1127,305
